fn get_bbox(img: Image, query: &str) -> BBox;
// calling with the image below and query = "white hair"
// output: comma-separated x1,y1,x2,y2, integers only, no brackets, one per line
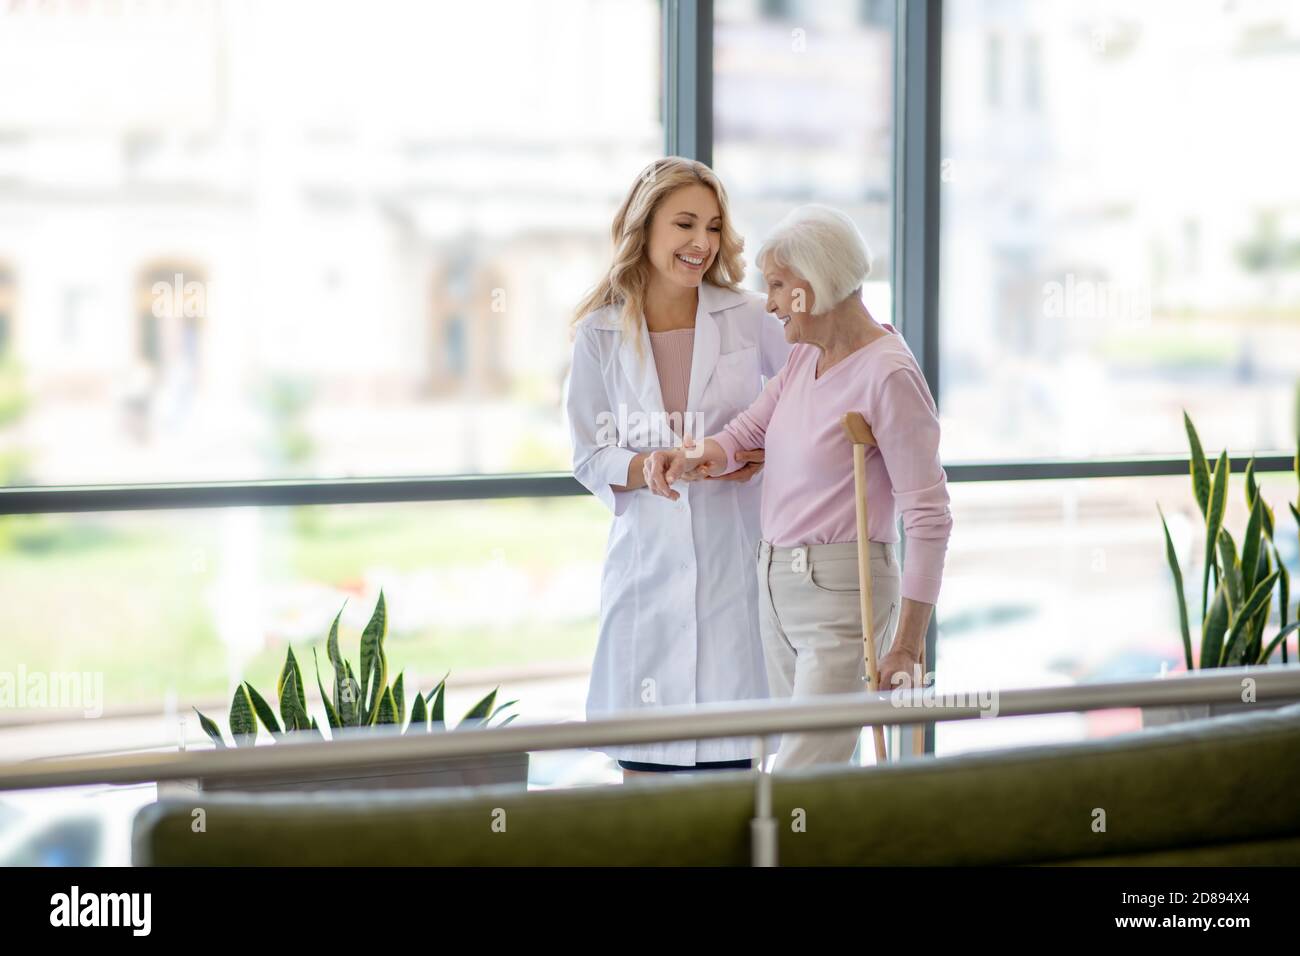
756,204,872,315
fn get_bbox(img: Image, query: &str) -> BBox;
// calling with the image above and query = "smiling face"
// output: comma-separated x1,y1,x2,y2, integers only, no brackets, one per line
762,261,818,343
645,183,722,290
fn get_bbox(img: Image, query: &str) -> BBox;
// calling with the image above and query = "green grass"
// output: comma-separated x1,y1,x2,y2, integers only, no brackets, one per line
1097,312,1300,365
0,497,611,713
287,497,610,578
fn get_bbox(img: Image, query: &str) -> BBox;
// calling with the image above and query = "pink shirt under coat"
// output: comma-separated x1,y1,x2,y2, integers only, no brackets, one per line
647,327,695,429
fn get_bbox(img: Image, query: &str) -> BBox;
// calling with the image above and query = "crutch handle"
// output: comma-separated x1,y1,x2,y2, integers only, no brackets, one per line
841,412,876,447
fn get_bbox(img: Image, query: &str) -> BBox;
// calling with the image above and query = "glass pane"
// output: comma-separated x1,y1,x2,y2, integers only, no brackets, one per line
0,0,663,487
940,0,1300,462
0,497,609,767
713,0,895,317
933,470,1300,756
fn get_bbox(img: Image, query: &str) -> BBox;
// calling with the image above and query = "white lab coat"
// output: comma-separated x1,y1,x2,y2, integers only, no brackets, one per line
563,281,792,764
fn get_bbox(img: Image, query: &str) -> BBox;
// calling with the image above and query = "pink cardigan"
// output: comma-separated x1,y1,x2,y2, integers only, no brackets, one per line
712,324,953,604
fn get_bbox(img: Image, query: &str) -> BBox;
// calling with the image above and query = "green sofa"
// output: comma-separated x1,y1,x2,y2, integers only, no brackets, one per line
132,700,1300,865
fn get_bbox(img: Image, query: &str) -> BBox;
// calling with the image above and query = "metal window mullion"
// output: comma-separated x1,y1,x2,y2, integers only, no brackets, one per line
893,0,943,393
663,0,712,164
894,0,944,758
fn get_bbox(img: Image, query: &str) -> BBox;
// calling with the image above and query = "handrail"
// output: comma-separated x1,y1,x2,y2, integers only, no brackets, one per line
1,666,1298,792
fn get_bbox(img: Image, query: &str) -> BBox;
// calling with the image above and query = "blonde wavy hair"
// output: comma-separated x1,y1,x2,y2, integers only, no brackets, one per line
572,156,746,355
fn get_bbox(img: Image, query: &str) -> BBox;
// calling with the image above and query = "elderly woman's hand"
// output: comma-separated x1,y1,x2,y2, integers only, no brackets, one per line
643,437,727,500
877,646,923,695
875,599,933,694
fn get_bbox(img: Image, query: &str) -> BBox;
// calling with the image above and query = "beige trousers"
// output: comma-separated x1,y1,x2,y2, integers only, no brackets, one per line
756,539,901,771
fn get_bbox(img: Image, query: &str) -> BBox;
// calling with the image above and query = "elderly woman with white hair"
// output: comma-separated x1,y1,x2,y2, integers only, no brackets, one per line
644,204,953,771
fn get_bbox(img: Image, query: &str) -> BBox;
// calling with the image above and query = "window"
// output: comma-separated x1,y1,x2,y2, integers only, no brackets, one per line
0,0,665,778
934,470,1299,755
3,0,1294,780
941,0,1300,462
713,0,895,319
0,496,609,757
0,0,664,486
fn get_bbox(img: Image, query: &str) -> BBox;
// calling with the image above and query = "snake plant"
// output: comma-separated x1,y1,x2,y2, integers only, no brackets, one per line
1158,407,1300,671
194,590,518,748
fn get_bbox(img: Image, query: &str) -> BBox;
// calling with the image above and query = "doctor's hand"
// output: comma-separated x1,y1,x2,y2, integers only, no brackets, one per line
705,447,764,483
643,438,725,500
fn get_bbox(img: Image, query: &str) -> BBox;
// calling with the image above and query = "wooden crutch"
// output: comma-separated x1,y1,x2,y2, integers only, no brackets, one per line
841,412,889,764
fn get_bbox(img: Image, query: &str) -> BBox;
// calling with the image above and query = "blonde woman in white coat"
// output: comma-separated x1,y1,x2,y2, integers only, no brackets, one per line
564,157,790,780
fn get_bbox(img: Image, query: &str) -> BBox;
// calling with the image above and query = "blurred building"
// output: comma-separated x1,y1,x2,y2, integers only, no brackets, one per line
0,0,662,481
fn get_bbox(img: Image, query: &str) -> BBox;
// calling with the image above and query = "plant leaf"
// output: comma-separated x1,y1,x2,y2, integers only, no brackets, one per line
243,682,282,738
312,647,341,730
278,666,311,732
428,681,447,731
1221,571,1279,667
277,646,307,722
408,692,427,733
1276,543,1291,630
229,684,257,747
375,686,397,725
1259,622,1300,664
424,672,449,703
340,660,360,727
1249,549,1273,662
485,699,518,726
489,698,518,718
278,663,300,731
1202,451,1230,622
1216,528,1241,613
1200,580,1229,669
1244,458,1276,541
392,671,405,725
1239,494,1264,596
1184,411,1211,518
194,707,227,748
459,687,498,729
1160,506,1193,671
359,591,388,723
364,657,387,726
326,602,346,675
